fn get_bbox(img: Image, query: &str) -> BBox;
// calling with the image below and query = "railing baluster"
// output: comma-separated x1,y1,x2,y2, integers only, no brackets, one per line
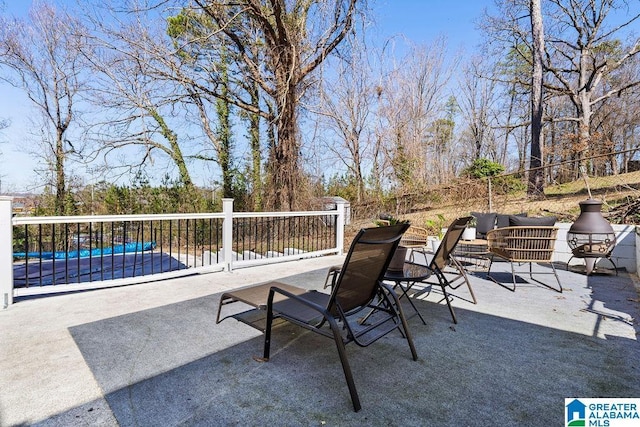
88,222,93,282
76,223,81,283
100,222,104,282
243,217,247,260
177,219,180,270
23,224,29,288
133,221,139,277
216,218,220,263
185,218,190,269
51,223,56,286
122,221,127,279
149,221,154,274
111,222,115,278
168,220,173,271
159,221,164,273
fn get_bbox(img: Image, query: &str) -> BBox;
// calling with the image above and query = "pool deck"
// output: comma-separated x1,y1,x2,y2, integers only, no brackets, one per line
1,255,639,426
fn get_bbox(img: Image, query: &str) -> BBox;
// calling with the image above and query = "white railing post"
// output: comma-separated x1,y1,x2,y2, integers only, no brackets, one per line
0,197,14,309
335,200,346,255
222,198,234,271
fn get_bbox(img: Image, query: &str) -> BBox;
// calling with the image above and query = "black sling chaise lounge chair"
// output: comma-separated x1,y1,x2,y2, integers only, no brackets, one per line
216,223,417,412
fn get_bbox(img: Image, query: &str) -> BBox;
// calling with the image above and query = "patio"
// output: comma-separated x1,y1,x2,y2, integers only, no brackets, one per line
0,255,638,426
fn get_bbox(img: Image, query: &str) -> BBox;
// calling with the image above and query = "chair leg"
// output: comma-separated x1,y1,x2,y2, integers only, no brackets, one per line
262,292,275,361
439,282,458,324
550,262,563,292
529,262,563,293
326,316,362,412
433,269,458,324
485,254,494,280
323,266,341,289
383,285,418,360
261,289,362,412
486,255,516,292
449,257,478,304
507,262,518,291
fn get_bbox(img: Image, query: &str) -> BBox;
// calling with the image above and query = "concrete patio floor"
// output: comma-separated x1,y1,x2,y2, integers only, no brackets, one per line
1,255,639,426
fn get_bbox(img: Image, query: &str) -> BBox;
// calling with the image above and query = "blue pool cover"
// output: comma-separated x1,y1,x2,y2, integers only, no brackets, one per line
13,249,187,288
13,241,156,260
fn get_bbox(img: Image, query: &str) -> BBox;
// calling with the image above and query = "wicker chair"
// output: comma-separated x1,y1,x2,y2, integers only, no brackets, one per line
400,225,430,249
486,226,562,292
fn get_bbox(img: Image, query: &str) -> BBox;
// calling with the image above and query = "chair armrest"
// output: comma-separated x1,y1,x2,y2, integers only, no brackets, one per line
267,285,331,323
379,281,409,303
486,227,509,258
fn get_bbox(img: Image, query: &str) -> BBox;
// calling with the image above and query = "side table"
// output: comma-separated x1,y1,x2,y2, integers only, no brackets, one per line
454,239,490,272
384,262,438,325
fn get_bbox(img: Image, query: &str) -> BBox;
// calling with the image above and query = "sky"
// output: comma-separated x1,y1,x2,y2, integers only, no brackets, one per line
0,0,492,194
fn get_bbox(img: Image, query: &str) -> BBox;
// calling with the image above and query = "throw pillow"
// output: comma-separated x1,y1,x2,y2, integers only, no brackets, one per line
471,212,497,239
508,215,556,226
497,212,527,228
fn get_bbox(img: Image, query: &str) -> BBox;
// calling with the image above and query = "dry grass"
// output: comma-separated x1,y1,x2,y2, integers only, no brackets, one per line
346,171,640,240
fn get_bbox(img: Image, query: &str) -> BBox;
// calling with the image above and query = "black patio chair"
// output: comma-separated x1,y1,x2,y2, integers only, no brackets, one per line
405,217,474,323
258,223,417,412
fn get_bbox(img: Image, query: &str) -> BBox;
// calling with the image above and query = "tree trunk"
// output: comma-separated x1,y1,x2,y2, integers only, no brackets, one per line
149,109,193,188
270,91,300,210
248,83,262,211
217,62,233,198
55,128,66,215
528,0,545,197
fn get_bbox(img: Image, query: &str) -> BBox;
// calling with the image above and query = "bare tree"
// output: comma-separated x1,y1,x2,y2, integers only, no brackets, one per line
193,0,359,210
457,57,499,162
314,30,374,203
81,6,198,188
544,0,640,159
487,0,640,180
378,39,454,190
166,5,268,208
487,46,532,170
0,1,88,214
591,57,640,174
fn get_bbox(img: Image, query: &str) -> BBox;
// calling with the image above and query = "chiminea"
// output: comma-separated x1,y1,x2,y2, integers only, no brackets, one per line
567,198,617,275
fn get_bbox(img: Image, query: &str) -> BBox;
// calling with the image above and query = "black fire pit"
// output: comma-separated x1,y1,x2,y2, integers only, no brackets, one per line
567,198,617,275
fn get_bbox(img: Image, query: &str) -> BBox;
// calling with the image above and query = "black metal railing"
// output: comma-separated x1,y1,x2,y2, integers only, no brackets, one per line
12,216,224,288
11,209,341,291
232,213,338,260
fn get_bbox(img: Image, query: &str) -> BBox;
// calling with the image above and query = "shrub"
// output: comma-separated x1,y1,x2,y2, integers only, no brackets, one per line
492,175,527,194
463,158,505,179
